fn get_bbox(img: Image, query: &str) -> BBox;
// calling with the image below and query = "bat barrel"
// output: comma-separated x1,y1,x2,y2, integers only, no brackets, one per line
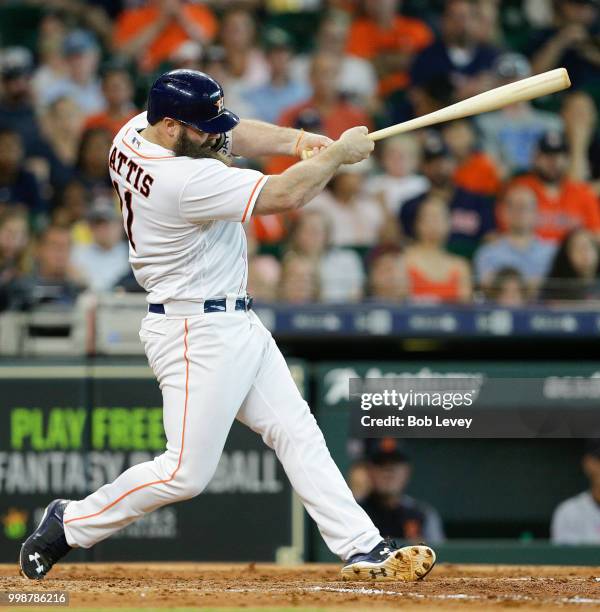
368,68,571,142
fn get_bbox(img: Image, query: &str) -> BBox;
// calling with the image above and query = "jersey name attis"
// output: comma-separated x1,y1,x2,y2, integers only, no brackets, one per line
109,146,155,197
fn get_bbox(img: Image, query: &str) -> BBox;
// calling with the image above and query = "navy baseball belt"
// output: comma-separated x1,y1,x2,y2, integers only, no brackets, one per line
149,296,253,315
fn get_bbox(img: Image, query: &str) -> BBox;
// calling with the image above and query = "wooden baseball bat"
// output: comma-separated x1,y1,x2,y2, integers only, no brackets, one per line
301,68,571,158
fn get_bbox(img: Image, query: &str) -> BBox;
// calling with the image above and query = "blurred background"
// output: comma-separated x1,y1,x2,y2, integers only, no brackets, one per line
0,0,600,565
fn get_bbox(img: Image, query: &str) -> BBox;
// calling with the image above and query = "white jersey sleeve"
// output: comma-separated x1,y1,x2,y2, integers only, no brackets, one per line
179,160,269,224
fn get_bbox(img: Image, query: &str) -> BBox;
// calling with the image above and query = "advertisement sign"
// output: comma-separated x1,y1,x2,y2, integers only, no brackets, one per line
0,361,306,562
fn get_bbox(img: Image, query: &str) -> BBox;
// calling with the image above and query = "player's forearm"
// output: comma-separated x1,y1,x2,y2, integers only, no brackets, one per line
232,119,300,157
254,144,346,215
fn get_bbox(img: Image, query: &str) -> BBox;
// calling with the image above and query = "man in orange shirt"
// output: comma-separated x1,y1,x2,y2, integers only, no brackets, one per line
84,66,138,137
510,132,600,242
346,0,433,95
113,0,218,73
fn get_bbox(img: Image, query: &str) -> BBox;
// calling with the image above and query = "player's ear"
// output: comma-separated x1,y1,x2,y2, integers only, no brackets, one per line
163,117,179,139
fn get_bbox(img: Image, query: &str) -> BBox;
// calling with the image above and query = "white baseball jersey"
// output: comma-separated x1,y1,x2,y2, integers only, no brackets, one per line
109,112,269,303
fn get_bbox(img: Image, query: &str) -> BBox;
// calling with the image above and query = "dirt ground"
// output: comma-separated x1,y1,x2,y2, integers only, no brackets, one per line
1,562,600,611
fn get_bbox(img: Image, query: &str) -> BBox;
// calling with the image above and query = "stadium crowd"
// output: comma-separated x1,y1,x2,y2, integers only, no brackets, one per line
1,0,600,311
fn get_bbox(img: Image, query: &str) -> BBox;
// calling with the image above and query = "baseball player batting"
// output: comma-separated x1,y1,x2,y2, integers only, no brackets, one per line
18,69,435,583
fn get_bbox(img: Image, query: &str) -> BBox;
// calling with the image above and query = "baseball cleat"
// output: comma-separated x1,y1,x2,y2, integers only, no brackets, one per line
19,499,72,579
341,539,436,582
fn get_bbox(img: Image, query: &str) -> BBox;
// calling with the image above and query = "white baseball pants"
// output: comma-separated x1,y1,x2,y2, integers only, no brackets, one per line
63,306,381,560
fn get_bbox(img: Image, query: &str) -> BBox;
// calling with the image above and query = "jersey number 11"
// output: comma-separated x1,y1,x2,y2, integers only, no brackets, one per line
113,181,136,251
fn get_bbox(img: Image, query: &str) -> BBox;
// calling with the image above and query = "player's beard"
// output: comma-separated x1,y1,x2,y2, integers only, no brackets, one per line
173,129,231,166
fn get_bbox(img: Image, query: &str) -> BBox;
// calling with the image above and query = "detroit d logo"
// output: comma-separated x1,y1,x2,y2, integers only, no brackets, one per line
29,552,44,574
214,97,224,113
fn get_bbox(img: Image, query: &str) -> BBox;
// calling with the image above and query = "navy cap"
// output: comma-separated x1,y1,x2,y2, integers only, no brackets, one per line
364,438,411,465
538,131,568,154
423,132,450,161
293,107,322,131
1,47,33,79
147,69,239,134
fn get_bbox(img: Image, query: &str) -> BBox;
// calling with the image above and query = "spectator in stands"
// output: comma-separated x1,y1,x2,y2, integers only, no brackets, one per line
307,160,387,248
442,119,501,196
287,210,365,302
113,0,218,73
41,30,104,115
0,209,31,311
401,195,472,304
476,53,563,175
277,52,372,140
400,134,496,258
32,12,68,103
530,0,600,97
541,228,600,301
551,439,600,544
52,180,93,246
475,0,501,46
368,251,406,302
474,185,555,294
244,28,310,124
247,254,281,302
365,135,428,216
383,71,454,129
358,438,445,544
0,129,46,221
219,7,269,91
486,267,528,307
74,128,114,200
0,47,42,156
32,0,113,49
278,252,319,304
40,96,85,189
511,132,600,242
71,200,129,292
346,0,433,96
11,225,82,309
411,0,499,101
561,91,600,187
291,14,377,107
83,66,138,136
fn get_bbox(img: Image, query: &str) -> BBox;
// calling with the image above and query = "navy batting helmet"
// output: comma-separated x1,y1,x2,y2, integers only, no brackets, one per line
147,69,239,134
